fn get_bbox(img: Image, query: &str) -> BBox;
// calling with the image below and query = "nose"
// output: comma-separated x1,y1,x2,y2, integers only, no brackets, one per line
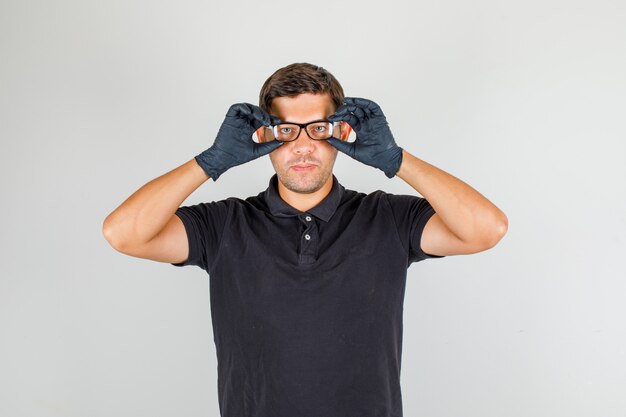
292,128,315,155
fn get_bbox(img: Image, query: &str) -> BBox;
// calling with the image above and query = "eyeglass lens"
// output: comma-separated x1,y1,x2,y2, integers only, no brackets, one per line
264,122,340,142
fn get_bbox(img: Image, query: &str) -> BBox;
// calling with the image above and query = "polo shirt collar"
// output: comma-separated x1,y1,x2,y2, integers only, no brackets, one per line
264,174,344,222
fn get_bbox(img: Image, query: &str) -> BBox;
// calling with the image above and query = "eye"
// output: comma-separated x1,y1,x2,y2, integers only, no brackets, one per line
279,127,293,134
314,125,327,132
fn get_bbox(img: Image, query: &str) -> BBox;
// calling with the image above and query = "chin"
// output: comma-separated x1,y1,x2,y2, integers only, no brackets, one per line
278,171,330,194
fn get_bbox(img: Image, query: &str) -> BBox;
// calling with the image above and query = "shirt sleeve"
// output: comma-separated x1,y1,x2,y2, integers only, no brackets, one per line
170,200,231,272
385,193,446,264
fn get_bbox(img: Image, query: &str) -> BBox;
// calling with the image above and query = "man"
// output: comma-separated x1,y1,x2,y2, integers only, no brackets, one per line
103,63,508,417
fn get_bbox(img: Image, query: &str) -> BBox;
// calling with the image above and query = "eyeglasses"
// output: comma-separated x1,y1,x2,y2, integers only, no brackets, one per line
263,120,341,142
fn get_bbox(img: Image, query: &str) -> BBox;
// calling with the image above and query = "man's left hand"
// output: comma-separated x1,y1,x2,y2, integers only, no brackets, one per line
327,97,403,178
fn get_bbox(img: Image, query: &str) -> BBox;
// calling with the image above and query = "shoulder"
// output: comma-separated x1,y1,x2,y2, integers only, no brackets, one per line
340,185,389,200
337,187,394,214
339,188,432,219
191,195,268,219
242,192,271,212
192,192,267,211
341,187,408,205
176,194,259,218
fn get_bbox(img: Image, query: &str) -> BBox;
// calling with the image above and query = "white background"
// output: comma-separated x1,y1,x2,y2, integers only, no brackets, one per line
1,0,625,416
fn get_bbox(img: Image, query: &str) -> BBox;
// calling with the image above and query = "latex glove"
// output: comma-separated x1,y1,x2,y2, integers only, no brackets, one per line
195,103,283,181
327,97,403,178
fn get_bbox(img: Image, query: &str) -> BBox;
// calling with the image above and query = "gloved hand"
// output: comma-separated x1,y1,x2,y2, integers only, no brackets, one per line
195,103,283,181
327,97,403,178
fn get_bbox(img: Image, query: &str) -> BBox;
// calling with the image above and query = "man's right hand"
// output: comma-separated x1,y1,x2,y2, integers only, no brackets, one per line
195,103,283,181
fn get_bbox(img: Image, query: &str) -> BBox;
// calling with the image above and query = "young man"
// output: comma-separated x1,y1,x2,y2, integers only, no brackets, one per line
103,63,508,417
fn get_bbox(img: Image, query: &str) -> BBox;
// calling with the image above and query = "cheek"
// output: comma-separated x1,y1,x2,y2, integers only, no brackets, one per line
268,150,284,169
320,143,338,158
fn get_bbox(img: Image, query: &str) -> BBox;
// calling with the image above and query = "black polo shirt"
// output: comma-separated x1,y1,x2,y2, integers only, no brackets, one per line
172,174,444,417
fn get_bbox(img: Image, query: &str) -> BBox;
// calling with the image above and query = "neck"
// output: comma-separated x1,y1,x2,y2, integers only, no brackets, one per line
277,175,334,212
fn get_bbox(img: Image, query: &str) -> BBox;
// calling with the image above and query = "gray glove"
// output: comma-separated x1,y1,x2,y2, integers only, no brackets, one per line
195,103,283,181
327,97,403,178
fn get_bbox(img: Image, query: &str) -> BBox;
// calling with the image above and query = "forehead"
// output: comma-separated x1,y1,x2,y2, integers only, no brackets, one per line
270,93,336,123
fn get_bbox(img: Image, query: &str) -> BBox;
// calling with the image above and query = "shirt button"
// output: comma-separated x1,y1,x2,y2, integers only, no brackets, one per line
304,234,311,240
305,216,312,222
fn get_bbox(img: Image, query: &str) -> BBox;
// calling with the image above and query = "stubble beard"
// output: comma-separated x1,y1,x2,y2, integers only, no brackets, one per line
271,154,337,194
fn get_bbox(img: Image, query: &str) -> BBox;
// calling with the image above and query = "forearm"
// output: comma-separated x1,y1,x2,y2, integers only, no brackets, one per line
102,158,209,249
396,149,508,244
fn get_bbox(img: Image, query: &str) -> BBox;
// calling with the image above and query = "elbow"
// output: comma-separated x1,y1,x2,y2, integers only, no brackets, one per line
102,216,126,252
102,218,117,248
484,212,509,249
468,212,508,252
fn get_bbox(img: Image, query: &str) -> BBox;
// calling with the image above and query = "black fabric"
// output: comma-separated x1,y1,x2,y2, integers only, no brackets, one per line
194,103,282,181
327,97,404,178
172,175,444,417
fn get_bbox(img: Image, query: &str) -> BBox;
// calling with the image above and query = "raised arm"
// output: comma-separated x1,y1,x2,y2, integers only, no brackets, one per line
327,97,508,257
102,103,282,263
102,159,209,263
396,150,508,256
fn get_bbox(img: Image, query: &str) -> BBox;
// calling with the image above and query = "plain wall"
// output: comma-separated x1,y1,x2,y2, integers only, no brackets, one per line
1,0,625,416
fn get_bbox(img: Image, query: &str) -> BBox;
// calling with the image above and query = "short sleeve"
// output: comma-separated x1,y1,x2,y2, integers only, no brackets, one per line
385,193,446,264
170,200,231,272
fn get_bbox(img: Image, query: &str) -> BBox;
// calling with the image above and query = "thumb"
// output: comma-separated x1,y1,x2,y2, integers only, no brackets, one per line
326,137,355,157
254,140,283,157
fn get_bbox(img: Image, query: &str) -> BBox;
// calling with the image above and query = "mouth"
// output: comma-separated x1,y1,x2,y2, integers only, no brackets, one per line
290,163,318,171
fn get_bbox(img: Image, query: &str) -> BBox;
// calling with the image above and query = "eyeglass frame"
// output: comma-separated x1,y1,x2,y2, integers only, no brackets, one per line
264,119,341,142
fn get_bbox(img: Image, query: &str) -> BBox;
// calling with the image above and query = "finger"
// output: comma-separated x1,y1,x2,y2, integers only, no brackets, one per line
329,105,362,123
249,105,274,128
328,103,352,120
351,97,378,109
341,97,371,112
331,105,359,117
226,103,257,126
332,101,368,122
329,97,360,117
230,103,272,129
335,106,367,125
329,113,360,131
326,137,355,157
253,139,283,157
351,106,367,121
269,115,282,126
226,103,248,118
351,97,383,119
364,100,385,119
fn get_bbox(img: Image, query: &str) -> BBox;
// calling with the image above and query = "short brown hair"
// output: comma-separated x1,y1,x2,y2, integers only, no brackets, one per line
258,63,344,113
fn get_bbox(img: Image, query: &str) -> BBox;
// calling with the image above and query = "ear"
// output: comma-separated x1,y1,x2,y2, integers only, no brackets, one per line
339,121,352,141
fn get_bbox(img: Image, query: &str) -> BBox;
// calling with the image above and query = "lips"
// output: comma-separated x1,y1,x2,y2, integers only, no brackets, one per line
290,162,318,171
292,164,316,168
